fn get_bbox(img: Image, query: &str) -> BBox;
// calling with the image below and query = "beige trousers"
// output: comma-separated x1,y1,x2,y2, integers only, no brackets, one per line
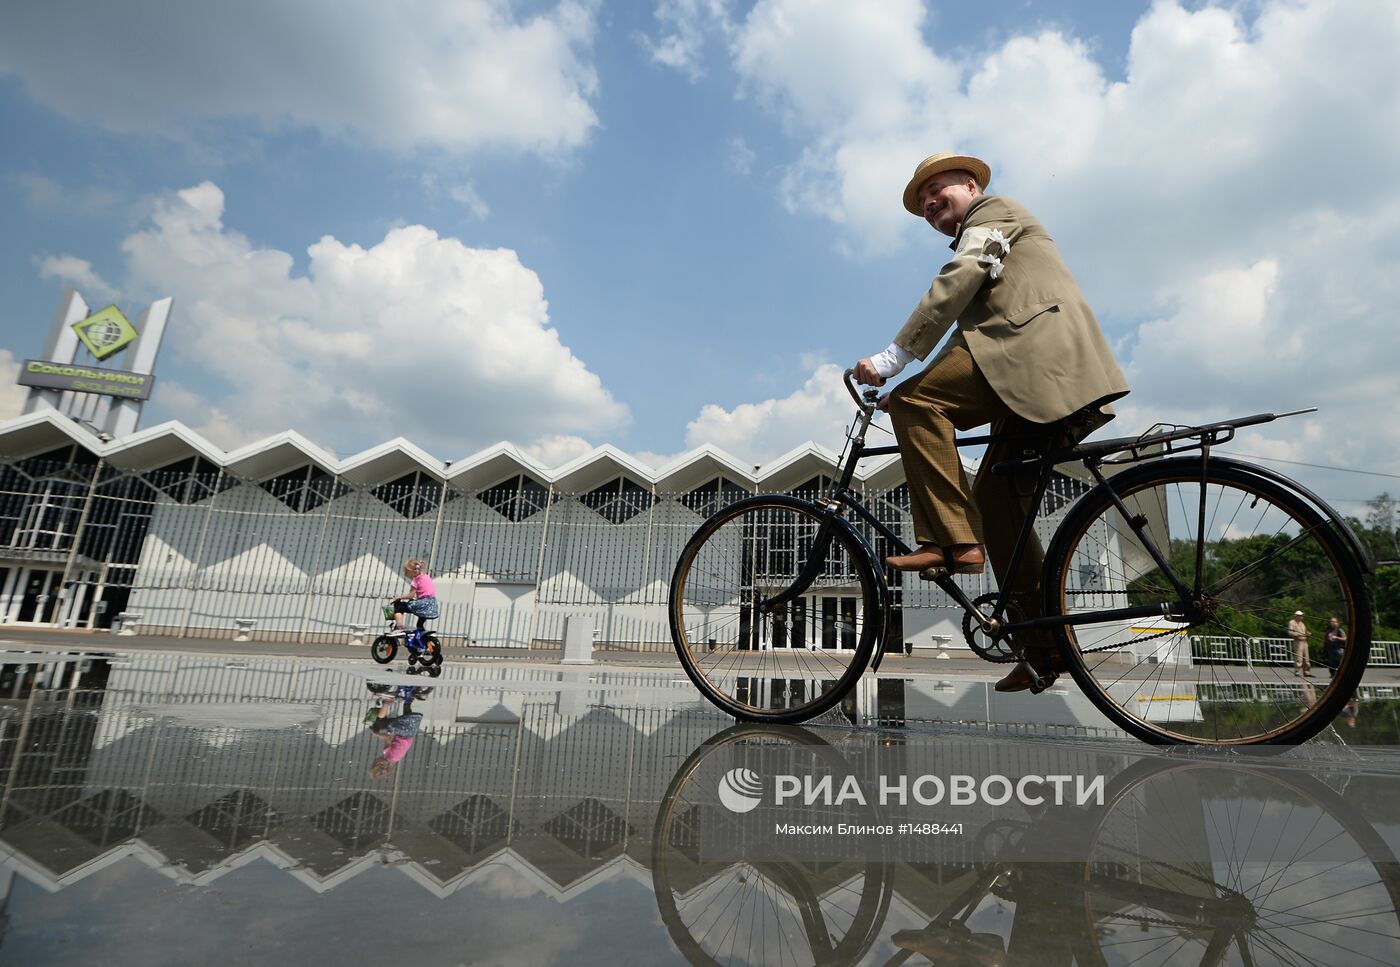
1293,637,1311,671
887,345,1049,638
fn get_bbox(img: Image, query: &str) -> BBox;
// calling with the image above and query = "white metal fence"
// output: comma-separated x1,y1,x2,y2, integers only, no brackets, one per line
1191,635,1400,668
0,452,1090,650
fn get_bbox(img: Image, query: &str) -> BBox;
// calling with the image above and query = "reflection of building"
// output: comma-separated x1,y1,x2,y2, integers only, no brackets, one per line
7,651,1395,964
0,653,723,898
0,652,1118,906
0,411,1093,652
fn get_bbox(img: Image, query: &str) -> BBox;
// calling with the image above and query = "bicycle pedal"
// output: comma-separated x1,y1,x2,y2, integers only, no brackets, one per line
918,567,950,581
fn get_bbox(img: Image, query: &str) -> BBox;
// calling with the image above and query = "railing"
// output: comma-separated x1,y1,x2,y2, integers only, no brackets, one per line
1191,635,1400,668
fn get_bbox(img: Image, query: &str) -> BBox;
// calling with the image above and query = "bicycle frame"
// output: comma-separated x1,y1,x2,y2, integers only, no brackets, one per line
766,372,1342,668
384,608,435,653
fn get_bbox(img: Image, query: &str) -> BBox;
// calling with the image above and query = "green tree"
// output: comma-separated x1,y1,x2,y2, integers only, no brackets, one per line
1349,494,1400,639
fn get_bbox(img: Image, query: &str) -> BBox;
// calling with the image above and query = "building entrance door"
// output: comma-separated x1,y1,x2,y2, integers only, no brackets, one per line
15,568,63,624
771,595,859,650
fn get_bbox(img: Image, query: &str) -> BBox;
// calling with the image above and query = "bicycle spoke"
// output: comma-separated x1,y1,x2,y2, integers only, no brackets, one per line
1047,460,1368,745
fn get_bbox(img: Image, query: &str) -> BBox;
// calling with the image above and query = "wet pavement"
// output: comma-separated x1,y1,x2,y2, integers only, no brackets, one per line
1,643,1398,965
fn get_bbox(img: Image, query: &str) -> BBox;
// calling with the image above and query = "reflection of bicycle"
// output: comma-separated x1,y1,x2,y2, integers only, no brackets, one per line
366,681,434,702
652,725,894,967
669,370,1372,744
363,680,433,723
652,726,1400,966
894,761,1400,967
370,603,443,676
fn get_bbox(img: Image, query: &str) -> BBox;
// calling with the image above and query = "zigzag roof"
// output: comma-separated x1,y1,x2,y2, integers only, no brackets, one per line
0,410,944,492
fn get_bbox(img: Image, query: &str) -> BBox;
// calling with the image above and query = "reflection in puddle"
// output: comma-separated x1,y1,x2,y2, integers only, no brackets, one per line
0,649,1396,964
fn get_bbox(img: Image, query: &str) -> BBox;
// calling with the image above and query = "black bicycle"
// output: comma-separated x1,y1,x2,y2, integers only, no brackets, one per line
668,370,1373,745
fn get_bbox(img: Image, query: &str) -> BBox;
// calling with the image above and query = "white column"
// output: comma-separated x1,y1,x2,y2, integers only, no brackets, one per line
106,296,173,439
22,288,89,415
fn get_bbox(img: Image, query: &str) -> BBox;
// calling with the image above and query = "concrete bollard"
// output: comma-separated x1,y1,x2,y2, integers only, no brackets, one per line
561,616,595,665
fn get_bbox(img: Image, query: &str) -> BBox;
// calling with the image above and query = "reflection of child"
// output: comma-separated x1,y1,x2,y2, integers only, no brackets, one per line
389,558,440,634
368,701,424,780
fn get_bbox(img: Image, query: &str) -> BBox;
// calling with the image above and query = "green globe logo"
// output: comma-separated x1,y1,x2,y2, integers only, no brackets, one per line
86,319,124,351
72,306,138,361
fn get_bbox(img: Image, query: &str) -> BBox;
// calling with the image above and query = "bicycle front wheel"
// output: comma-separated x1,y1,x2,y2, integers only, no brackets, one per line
652,725,894,966
1043,458,1371,745
669,496,882,722
370,635,398,664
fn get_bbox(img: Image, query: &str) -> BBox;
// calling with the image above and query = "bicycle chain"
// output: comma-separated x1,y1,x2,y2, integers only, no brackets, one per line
1078,624,1183,655
1085,844,1249,930
966,592,1187,660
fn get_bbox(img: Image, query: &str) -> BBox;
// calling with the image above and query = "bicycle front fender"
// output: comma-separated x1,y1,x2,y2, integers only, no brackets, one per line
754,502,891,664
837,514,894,672
680,492,891,672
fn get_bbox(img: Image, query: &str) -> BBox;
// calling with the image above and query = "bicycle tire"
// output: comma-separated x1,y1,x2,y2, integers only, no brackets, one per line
1043,458,1371,745
1071,758,1400,966
418,634,443,665
669,495,882,723
651,724,893,966
370,635,398,664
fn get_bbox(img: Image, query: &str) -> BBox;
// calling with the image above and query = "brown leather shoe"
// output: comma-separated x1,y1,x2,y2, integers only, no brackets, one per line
994,654,1061,693
886,544,985,574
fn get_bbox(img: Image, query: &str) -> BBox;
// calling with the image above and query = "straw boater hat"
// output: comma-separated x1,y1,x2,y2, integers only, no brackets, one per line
902,152,992,216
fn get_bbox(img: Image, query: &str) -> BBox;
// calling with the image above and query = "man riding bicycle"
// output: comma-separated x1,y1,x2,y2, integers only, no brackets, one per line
854,152,1129,692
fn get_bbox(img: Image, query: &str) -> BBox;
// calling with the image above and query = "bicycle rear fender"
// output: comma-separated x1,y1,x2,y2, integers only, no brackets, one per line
1203,455,1375,573
1062,455,1374,575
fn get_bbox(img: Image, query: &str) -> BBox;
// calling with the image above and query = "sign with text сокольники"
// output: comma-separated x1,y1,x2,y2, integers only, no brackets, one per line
18,359,155,400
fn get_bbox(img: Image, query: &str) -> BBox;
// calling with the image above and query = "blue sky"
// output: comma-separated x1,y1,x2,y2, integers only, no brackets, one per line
1,0,1398,513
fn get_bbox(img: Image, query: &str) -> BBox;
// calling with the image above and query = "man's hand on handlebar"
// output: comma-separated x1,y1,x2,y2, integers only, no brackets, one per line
853,358,886,387
844,364,893,413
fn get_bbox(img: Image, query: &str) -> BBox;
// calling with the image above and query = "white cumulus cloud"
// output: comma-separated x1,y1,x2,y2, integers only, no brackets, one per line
0,1,601,156
99,182,627,456
664,0,1400,491
642,0,736,79
36,255,120,303
682,361,859,466
0,351,31,421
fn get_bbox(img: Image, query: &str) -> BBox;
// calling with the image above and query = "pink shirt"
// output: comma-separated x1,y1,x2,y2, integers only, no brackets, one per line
383,736,416,763
411,573,436,597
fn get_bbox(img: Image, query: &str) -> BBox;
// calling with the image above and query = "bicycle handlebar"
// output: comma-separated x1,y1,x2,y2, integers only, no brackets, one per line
843,367,882,412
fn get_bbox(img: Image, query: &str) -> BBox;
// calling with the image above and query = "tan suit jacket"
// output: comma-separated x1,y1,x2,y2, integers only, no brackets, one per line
894,194,1129,428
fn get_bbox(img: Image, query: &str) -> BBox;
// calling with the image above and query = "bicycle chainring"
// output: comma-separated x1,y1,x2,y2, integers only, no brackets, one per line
962,593,1022,663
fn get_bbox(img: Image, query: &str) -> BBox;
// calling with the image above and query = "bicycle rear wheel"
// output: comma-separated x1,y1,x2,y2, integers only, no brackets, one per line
422,634,443,665
1043,458,1370,745
669,495,882,722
